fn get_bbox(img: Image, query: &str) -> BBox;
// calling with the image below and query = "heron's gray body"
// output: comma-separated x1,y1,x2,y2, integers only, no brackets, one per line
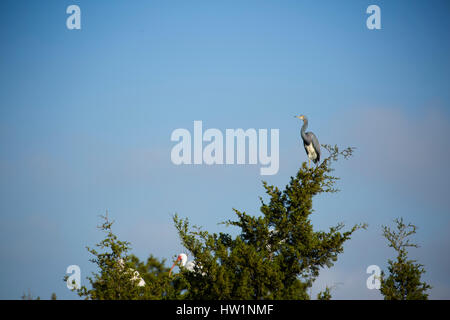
300,116,321,164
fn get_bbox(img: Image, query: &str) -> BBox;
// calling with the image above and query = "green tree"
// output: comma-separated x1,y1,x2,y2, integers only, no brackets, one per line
68,214,185,300
380,218,431,300
21,289,39,300
51,292,57,300
172,145,366,299
317,287,332,300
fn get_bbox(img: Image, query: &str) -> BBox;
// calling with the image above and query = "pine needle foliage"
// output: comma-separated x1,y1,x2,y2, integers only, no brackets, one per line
69,214,187,299
379,218,431,300
172,145,367,299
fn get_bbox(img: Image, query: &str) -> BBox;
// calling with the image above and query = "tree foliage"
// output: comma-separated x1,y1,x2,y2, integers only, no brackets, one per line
172,145,366,299
317,287,332,300
379,218,431,300
68,214,186,300
70,145,373,300
21,289,40,300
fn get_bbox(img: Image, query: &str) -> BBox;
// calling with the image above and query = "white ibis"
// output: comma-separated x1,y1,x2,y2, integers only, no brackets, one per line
169,253,204,276
118,258,146,287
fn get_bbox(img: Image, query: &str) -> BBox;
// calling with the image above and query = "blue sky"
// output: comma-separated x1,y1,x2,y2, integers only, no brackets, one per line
1,0,449,299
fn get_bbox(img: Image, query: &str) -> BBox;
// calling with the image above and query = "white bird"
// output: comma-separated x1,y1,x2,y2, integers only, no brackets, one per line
267,228,286,260
169,253,204,276
118,258,146,287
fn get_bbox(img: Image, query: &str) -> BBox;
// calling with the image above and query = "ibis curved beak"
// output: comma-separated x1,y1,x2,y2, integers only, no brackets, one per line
169,255,182,277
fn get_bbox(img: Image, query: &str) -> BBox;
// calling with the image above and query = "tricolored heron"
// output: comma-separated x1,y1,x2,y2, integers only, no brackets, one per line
295,115,321,167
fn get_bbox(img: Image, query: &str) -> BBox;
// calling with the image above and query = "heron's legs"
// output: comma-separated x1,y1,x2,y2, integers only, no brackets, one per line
308,158,310,168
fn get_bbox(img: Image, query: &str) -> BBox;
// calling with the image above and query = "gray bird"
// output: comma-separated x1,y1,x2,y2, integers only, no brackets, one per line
295,115,321,167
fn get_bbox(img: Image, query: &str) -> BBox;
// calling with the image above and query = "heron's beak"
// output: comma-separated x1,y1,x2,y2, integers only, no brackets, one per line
295,115,303,120
169,256,182,277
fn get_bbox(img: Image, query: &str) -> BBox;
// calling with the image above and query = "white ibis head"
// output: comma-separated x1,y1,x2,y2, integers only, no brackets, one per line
169,253,188,276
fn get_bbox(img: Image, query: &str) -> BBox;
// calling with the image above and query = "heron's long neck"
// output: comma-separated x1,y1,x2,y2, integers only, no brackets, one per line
301,119,308,141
